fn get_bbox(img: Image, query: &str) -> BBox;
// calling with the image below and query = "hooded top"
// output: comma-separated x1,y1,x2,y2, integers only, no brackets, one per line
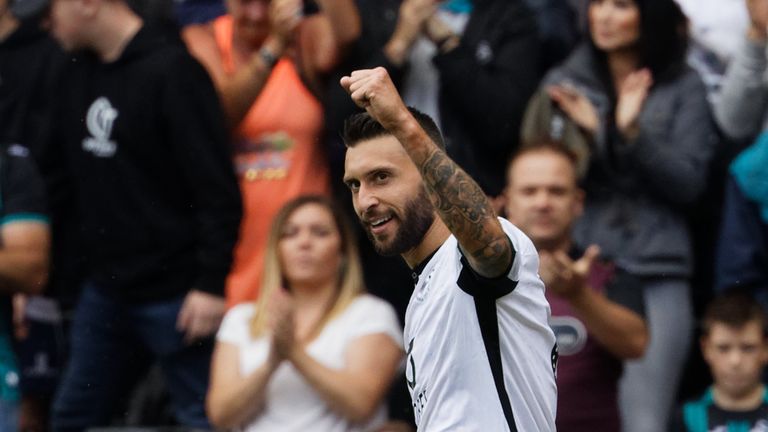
53,22,242,302
0,18,64,150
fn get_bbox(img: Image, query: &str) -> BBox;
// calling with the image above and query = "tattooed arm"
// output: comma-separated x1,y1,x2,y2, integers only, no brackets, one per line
341,67,512,278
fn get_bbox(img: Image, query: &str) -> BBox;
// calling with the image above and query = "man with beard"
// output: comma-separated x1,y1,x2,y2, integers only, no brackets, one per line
341,67,557,432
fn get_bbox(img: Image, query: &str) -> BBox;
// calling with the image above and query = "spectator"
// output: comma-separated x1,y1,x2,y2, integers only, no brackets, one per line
674,0,749,104
0,141,51,432
674,1,756,407
715,134,768,302
671,291,768,431
0,0,59,148
713,0,768,143
207,195,403,431
535,0,716,430
183,0,360,307
0,4,75,432
504,142,648,431
382,0,541,198
522,0,580,73
45,0,242,429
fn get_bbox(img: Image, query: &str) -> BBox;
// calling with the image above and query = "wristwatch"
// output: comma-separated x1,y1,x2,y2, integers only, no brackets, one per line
259,47,278,69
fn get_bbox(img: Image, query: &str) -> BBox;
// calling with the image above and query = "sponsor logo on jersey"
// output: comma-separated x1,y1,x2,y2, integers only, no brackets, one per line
550,316,588,356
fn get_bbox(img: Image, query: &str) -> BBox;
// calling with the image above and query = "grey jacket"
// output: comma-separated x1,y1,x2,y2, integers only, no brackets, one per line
714,36,768,141
543,44,716,277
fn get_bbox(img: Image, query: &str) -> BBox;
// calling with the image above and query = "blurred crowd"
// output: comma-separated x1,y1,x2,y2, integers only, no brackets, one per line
2,0,768,430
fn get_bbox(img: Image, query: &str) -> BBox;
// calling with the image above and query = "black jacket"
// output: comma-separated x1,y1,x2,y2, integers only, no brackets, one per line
0,19,65,154
55,23,242,302
436,0,541,196
0,21,82,306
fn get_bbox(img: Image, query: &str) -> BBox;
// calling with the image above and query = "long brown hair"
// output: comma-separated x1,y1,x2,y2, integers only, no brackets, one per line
249,195,365,340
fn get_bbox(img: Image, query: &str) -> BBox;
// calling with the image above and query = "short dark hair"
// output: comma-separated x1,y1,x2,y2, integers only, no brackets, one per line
701,290,768,338
342,107,445,149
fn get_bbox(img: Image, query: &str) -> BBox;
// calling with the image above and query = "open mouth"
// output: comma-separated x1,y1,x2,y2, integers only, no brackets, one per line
367,215,394,235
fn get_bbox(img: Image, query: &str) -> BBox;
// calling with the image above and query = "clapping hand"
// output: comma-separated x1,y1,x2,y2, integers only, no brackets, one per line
547,84,600,135
395,0,440,48
269,0,303,47
539,245,600,301
269,288,296,362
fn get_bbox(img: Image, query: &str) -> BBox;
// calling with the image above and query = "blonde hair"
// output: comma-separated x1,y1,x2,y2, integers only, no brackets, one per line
250,195,365,340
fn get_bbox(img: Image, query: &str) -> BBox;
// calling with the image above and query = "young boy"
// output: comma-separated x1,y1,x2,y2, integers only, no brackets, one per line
673,291,768,431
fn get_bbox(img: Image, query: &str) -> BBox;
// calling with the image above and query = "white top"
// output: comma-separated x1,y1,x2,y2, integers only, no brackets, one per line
674,0,748,100
217,294,404,432
404,218,557,431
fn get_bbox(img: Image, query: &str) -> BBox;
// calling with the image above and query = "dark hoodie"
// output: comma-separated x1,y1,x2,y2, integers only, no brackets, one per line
54,23,242,302
0,20,84,306
0,18,64,152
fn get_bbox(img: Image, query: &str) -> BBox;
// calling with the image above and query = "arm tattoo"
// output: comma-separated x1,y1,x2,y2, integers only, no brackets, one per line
420,149,512,277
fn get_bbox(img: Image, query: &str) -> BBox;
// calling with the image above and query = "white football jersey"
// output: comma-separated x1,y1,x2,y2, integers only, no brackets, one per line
404,218,557,431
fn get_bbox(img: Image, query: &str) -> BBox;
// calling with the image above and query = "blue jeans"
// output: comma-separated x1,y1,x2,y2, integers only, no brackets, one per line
51,284,213,431
0,399,18,432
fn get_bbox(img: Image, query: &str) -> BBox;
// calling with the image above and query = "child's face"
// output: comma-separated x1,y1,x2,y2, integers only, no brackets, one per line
702,321,768,399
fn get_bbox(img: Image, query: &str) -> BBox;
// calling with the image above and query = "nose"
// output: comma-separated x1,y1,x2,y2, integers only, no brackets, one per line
355,184,380,217
292,228,314,250
532,191,552,211
243,0,269,21
725,349,744,368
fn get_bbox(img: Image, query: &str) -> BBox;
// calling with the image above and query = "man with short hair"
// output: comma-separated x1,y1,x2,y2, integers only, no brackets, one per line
46,0,242,429
341,67,557,431
504,142,648,431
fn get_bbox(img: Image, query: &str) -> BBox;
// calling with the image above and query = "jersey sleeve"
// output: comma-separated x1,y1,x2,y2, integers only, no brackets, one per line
457,218,534,299
216,303,254,346
1,144,49,226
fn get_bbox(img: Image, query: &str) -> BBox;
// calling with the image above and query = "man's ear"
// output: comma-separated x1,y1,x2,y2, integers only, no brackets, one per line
761,336,768,365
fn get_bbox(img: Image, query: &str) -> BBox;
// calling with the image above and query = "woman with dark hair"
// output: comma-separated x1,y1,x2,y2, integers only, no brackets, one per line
530,0,716,430
207,195,403,431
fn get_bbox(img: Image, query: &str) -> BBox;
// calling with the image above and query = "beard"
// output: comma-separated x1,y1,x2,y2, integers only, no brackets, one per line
364,188,435,257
